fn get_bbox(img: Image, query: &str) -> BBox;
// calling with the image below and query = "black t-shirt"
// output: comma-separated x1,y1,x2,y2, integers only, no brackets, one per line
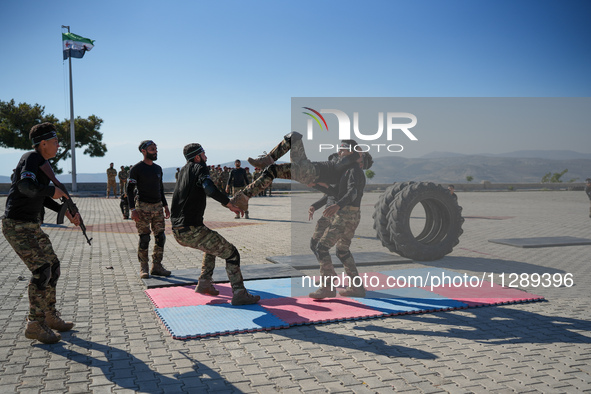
3,151,60,222
334,166,366,208
227,167,248,188
171,161,229,228
127,161,167,209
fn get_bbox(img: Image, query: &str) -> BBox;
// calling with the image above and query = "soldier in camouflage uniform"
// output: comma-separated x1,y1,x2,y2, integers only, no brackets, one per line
308,141,367,299
171,143,260,306
118,165,129,196
128,140,171,279
1,123,80,344
229,131,363,210
220,167,230,194
106,162,118,198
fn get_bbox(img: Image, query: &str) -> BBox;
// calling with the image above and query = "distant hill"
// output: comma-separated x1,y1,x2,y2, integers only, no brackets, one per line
370,155,591,184
422,150,591,161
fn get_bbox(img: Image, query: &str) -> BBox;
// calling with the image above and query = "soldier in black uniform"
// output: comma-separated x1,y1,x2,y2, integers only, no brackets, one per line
226,160,250,218
127,140,171,279
171,143,260,306
1,123,80,344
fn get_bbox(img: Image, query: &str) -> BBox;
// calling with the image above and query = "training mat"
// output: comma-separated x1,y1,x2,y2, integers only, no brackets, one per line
142,263,302,288
488,236,591,248
146,268,545,339
266,252,412,269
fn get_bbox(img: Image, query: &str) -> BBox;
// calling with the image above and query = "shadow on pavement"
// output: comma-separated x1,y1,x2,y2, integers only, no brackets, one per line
37,334,240,393
272,323,437,360
425,255,566,275
353,306,591,345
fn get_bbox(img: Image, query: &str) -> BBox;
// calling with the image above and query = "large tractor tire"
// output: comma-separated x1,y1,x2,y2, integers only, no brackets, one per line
372,182,415,253
374,182,464,261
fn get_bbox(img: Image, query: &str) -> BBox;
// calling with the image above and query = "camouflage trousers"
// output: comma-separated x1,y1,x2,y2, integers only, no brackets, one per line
120,180,127,194
107,179,117,197
135,201,166,265
311,207,361,280
2,218,60,321
243,135,317,197
173,225,245,292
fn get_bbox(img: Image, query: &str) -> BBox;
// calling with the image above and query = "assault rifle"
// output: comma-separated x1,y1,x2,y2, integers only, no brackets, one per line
39,162,93,245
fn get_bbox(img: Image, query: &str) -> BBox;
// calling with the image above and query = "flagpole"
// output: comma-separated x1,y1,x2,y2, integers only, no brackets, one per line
62,25,77,193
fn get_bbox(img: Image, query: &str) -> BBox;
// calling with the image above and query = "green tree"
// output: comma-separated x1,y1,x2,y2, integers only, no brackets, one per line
0,99,107,174
540,169,577,183
466,175,473,182
365,169,375,180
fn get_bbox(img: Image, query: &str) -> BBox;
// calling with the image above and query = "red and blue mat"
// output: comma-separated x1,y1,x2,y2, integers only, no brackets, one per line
145,268,544,339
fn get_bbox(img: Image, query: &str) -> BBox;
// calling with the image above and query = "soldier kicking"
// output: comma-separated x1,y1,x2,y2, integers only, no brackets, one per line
229,131,366,211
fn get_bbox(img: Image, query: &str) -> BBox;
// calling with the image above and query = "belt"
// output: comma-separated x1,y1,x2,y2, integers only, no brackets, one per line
341,206,360,211
172,226,191,233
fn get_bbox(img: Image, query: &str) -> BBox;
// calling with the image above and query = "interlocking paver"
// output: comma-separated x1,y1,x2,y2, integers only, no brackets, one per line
0,191,590,393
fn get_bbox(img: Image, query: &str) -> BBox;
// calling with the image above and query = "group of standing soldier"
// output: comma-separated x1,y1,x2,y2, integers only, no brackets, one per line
105,163,130,198
1,122,371,344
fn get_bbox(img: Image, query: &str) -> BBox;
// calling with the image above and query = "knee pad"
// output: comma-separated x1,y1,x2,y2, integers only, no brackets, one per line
139,234,150,250
155,232,166,248
31,263,51,290
48,261,61,287
315,244,330,260
226,248,240,266
336,249,352,262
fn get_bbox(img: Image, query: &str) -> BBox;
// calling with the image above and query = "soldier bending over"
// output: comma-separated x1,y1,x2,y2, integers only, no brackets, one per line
171,143,260,306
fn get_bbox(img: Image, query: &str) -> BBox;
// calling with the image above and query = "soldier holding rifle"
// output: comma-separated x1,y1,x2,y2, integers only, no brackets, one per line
1,123,81,344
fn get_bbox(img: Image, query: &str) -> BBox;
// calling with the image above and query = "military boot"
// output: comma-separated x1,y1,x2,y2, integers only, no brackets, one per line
25,320,61,344
140,262,150,279
229,191,250,212
151,263,171,277
247,132,297,168
245,211,249,219
338,286,366,298
45,311,75,332
308,286,336,299
196,279,220,296
231,289,260,306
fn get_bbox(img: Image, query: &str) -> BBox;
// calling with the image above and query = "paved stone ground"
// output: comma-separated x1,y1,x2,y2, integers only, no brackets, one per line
0,190,590,393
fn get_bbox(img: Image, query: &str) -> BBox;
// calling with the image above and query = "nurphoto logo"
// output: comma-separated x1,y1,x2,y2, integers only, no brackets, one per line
302,107,418,154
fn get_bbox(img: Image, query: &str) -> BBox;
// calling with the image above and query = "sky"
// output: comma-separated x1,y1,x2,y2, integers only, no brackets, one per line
1,0,590,177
